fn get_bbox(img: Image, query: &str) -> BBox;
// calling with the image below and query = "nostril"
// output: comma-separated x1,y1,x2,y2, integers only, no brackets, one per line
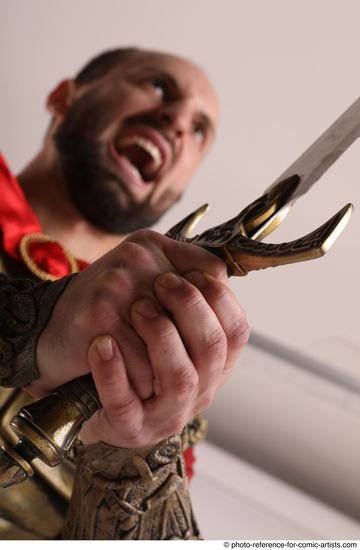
159,109,185,138
160,112,172,125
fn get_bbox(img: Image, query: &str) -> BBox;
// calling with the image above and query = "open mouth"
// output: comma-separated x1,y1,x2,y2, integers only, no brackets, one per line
111,128,170,185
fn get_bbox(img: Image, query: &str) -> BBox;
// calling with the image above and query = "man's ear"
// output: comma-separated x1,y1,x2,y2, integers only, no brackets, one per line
46,80,76,118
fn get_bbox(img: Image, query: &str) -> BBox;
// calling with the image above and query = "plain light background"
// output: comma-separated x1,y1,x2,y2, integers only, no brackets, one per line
1,0,360,525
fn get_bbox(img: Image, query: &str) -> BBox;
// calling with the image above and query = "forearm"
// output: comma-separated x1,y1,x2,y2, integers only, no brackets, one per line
62,433,201,540
0,273,75,388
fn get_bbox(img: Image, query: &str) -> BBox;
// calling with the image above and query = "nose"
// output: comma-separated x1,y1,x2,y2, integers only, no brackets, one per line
157,102,193,138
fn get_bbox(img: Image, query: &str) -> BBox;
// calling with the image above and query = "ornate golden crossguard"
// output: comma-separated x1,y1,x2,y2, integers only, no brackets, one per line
0,94,358,488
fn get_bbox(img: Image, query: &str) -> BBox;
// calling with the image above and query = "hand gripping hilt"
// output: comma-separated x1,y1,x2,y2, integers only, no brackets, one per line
0,175,353,488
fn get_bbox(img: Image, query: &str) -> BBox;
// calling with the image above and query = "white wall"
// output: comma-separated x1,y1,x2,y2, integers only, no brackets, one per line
1,0,360,525
206,334,360,519
191,441,360,539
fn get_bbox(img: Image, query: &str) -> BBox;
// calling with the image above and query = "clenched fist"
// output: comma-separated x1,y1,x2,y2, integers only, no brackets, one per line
29,229,249,447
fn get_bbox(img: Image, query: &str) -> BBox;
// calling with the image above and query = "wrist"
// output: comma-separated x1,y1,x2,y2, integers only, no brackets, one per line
25,275,74,397
62,430,201,539
0,274,75,391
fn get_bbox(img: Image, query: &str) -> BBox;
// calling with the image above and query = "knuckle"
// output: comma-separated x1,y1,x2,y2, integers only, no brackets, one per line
203,328,227,359
107,394,138,420
96,267,131,295
227,318,250,348
156,320,178,340
128,228,162,249
207,281,229,302
173,366,198,397
120,240,154,268
179,286,203,310
129,228,153,242
208,256,228,281
185,243,226,280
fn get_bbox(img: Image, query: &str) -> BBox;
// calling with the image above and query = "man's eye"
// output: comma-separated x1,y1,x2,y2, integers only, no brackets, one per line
193,122,206,142
150,79,167,99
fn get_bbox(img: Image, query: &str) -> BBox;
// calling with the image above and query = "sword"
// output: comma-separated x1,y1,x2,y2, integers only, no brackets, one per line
0,97,356,488
166,97,357,274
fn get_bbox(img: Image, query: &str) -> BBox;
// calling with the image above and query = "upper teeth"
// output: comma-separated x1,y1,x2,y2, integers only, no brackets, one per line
117,135,162,170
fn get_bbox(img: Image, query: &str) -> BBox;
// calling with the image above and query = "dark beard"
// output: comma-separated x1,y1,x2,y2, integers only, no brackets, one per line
54,100,167,234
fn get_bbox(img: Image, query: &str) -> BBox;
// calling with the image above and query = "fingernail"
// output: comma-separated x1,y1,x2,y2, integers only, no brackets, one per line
185,270,206,288
133,298,160,318
96,336,114,361
158,272,182,289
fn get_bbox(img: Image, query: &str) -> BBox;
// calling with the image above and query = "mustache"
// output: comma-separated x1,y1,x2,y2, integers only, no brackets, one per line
121,113,174,147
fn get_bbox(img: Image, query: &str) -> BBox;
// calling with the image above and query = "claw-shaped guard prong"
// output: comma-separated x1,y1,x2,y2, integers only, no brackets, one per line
166,175,353,277
166,175,301,247
165,204,210,241
222,203,353,276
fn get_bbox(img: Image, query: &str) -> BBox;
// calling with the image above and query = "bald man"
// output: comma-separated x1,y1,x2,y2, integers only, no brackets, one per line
0,48,249,539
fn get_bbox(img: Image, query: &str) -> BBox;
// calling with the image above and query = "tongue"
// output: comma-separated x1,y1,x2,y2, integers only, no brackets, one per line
118,144,157,182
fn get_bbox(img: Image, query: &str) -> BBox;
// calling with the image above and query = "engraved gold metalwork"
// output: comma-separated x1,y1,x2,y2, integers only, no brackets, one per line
0,376,100,484
0,389,75,501
0,441,34,488
184,415,208,448
166,176,353,276
62,434,200,539
19,232,79,281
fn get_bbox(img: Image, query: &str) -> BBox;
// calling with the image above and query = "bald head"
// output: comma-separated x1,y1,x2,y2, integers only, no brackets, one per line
50,47,219,234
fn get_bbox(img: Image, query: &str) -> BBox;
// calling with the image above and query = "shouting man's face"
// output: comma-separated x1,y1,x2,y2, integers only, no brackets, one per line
54,51,219,234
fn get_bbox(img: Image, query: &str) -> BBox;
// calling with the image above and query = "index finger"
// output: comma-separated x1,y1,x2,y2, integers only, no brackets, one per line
129,230,228,283
80,335,145,447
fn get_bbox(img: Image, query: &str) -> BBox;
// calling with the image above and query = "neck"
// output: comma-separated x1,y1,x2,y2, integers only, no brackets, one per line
17,149,125,263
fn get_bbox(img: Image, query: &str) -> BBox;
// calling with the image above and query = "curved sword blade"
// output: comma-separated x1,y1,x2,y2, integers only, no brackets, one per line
265,96,360,202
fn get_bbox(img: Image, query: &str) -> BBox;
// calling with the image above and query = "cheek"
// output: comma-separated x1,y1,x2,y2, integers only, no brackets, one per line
176,145,203,182
97,88,158,141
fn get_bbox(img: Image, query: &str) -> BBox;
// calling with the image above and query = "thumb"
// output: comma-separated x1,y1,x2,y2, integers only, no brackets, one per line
79,335,144,446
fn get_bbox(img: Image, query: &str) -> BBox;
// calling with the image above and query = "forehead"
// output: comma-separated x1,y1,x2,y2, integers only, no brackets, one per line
110,51,220,125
